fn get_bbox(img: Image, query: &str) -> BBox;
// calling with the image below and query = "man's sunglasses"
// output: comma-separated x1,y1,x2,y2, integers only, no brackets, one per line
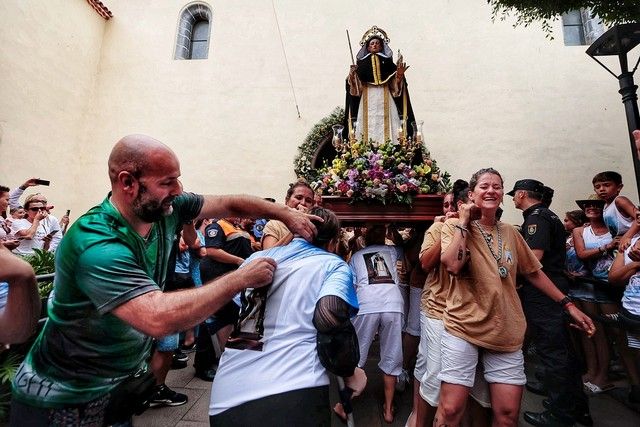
28,207,47,212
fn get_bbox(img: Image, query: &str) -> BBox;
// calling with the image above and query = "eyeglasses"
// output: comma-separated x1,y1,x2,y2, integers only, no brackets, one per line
28,207,46,212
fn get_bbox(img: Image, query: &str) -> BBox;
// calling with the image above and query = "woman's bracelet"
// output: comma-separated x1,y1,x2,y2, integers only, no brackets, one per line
454,224,468,237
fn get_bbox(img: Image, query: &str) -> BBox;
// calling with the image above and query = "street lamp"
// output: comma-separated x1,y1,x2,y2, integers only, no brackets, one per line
586,23,640,196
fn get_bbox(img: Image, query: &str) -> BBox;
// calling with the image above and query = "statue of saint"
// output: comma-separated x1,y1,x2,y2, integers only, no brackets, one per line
345,26,416,144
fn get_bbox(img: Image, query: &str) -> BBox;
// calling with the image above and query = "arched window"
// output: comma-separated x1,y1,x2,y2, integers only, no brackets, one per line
175,3,212,60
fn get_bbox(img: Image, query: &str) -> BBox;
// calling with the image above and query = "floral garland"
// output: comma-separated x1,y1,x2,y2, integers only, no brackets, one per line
293,107,345,181
294,108,451,205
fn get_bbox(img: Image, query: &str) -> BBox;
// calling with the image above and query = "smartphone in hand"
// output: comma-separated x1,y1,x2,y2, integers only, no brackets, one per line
34,179,50,186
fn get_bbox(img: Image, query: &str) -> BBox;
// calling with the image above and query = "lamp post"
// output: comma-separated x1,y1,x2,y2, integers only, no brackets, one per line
586,23,640,197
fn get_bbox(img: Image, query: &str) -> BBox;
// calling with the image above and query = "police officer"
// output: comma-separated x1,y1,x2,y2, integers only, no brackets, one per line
508,179,592,427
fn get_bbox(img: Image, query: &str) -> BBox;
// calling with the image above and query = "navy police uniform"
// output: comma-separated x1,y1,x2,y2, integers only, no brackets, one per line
196,219,253,376
520,203,589,425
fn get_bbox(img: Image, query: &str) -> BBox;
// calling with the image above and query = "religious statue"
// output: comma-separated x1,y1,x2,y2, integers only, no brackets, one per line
344,26,416,144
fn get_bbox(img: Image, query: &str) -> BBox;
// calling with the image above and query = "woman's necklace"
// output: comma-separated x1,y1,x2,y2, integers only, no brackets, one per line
473,220,508,279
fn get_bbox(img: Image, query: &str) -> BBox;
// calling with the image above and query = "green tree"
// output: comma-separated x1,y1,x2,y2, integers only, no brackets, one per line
488,1,640,37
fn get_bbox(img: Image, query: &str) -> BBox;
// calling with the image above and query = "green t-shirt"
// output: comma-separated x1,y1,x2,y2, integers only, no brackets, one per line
12,192,203,408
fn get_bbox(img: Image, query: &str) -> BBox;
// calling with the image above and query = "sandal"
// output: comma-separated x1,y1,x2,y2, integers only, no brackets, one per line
583,381,615,394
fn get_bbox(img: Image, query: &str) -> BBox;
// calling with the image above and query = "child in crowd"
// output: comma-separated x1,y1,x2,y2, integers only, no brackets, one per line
564,209,588,277
593,171,639,249
608,217,640,403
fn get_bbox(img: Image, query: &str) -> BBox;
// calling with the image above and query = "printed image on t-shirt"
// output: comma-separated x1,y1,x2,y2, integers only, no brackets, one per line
364,252,394,284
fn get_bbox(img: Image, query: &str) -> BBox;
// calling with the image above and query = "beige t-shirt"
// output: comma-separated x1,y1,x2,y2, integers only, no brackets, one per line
441,218,541,352
419,222,449,320
260,220,291,246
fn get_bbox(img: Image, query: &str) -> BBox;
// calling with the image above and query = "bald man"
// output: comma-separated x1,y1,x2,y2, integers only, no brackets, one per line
10,135,319,426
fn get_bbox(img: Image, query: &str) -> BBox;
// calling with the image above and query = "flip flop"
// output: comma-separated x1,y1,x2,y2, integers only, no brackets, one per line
583,381,615,394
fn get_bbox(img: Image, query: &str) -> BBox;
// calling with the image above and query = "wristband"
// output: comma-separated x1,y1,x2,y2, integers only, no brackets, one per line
558,295,572,308
454,224,469,236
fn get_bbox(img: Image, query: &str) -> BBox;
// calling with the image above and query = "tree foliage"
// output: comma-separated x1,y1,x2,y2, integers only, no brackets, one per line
488,1,640,37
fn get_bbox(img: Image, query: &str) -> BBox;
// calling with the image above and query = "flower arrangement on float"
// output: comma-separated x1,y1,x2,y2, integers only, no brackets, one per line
294,108,451,206
311,122,450,205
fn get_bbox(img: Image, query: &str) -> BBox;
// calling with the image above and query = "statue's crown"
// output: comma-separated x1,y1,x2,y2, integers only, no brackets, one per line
359,26,390,46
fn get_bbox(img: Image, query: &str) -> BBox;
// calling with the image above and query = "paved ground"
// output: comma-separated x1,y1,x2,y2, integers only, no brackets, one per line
136,342,640,427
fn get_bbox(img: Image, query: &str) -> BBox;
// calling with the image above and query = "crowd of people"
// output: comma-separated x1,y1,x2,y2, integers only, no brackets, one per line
0,132,639,427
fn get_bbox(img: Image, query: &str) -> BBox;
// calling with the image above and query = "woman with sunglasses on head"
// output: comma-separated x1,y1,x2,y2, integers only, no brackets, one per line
435,168,595,427
10,195,61,255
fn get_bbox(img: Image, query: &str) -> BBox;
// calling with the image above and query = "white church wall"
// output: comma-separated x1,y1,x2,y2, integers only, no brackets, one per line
0,1,635,223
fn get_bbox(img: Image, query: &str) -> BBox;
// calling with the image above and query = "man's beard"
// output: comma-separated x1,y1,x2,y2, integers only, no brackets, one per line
132,183,174,223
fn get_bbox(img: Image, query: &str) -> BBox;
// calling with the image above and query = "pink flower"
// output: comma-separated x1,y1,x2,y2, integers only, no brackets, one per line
346,189,354,197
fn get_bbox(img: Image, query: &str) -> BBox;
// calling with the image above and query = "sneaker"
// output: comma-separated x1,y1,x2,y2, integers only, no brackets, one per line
171,350,188,369
149,384,188,408
173,349,189,362
395,369,410,392
180,342,197,353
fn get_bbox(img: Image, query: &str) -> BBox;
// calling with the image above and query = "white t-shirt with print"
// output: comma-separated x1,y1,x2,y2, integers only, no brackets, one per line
349,244,404,315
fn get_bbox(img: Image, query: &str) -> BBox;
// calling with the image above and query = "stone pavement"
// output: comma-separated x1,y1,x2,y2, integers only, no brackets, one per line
136,343,640,427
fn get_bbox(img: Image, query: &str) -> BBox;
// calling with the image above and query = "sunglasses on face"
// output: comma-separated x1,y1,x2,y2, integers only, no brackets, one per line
28,207,46,212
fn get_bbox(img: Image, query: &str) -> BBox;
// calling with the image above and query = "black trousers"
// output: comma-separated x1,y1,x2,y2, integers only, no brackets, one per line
210,386,330,427
522,288,589,423
194,302,240,372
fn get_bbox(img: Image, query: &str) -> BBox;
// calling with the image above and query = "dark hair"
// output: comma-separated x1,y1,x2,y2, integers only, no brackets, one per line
541,186,554,207
0,185,9,195
367,36,384,46
309,207,341,247
524,190,543,201
565,210,587,227
364,224,387,246
469,168,503,191
451,179,469,207
592,171,622,185
285,178,314,202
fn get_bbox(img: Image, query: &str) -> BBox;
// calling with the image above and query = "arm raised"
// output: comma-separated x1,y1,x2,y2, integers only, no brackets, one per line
199,195,319,242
